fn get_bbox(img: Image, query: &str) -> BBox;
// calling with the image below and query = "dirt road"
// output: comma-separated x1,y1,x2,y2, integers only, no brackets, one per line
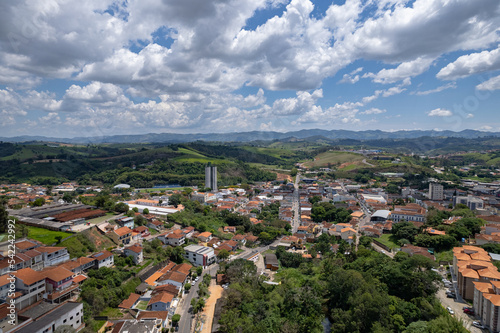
200,283,223,333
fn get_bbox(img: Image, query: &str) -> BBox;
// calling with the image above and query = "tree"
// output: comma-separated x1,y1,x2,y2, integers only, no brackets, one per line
142,208,149,214
184,283,191,292
290,168,298,177
114,202,129,213
196,266,203,276
32,197,45,207
171,314,181,326
169,193,182,207
386,183,400,194
134,215,147,226
0,199,8,233
308,196,322,205
62,192,74,203
217,249,230,261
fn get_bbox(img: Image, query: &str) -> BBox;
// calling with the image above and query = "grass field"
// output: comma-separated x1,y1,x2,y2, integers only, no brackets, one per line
377,234,399,250
99,307,123,318
435,250,453,263
86,212,117,224
135,301,148,310
137,187,192,193
25,226,72,245
173,147,227,164
304,151,365,168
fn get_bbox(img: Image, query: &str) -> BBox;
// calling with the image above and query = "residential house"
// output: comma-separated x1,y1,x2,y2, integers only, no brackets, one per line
137,311,169,330
37,246,70,267
182,226,195,239
43,266,74,293
110,320,160,333
264,254,279,271
133,225,151,238
118,293,140,309
0,275,11,301
11,267,46,310
401,244,435,260
14,239,40,253
109,226,133,245
0,253,32,274
147,219,164,231
0,303,17,332
156,271,187,289
360,226,382,238
13,301,84,333
116,216,134,229
147,291,174,311
124,244,144,265
172,263,192,277
90,250,114,269
231,234,247,245
245,235,259,244
162,232,185,247
197,232,213,243
341,227,356,244
223,226,237,233
60,257,96,274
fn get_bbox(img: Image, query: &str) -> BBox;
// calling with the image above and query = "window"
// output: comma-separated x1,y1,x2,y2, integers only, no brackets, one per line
70,316,73,320
63,319,67,323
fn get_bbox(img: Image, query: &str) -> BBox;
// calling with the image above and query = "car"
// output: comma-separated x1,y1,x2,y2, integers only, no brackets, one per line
446,294,456,298
464,308,474,315
446,307,454,315
472,321,485,329
463,306,473,311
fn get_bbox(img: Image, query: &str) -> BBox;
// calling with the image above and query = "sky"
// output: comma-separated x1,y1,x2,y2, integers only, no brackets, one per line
0,0,500,138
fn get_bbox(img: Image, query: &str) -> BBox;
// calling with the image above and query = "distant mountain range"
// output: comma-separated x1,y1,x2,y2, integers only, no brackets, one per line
1,129,499,144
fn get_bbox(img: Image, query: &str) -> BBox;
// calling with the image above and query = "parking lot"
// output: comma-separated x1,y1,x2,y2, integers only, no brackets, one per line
438,275,485,333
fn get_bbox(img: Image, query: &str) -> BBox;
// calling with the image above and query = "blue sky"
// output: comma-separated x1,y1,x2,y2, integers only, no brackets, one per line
0,0,499,138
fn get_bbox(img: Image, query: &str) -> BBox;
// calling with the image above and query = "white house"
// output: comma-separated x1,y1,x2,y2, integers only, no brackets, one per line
124,244,144,264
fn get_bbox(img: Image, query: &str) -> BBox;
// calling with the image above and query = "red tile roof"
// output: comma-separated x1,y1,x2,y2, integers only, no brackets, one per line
118,293,140,309
172,263,192,276
159,271,187,284
13,268,45,285
125,244,143,254
114,226,133,236
42,266,73,282
148,291,174,305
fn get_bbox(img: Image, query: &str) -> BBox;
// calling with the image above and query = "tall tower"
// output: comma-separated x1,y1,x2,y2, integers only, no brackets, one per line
205,164,217,191
429,183,443,201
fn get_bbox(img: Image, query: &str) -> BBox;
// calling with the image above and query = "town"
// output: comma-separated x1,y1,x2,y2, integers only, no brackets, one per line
0,144,500,333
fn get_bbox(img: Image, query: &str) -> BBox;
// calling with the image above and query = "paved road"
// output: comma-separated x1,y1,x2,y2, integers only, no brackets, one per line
292,173,300,233
361,159,375,167
371,242,395,258
177,264,219,333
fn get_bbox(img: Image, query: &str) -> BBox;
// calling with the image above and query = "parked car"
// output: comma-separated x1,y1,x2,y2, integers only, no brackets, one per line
464,308,474,315
463,306,473,311
446,293,456,298
446,307,454,315
472,321,485,329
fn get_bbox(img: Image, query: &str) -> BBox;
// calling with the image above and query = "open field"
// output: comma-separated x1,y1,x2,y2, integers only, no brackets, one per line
86,212,117,224
304,151,365,168
24,226,72,245
377,234,399,250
